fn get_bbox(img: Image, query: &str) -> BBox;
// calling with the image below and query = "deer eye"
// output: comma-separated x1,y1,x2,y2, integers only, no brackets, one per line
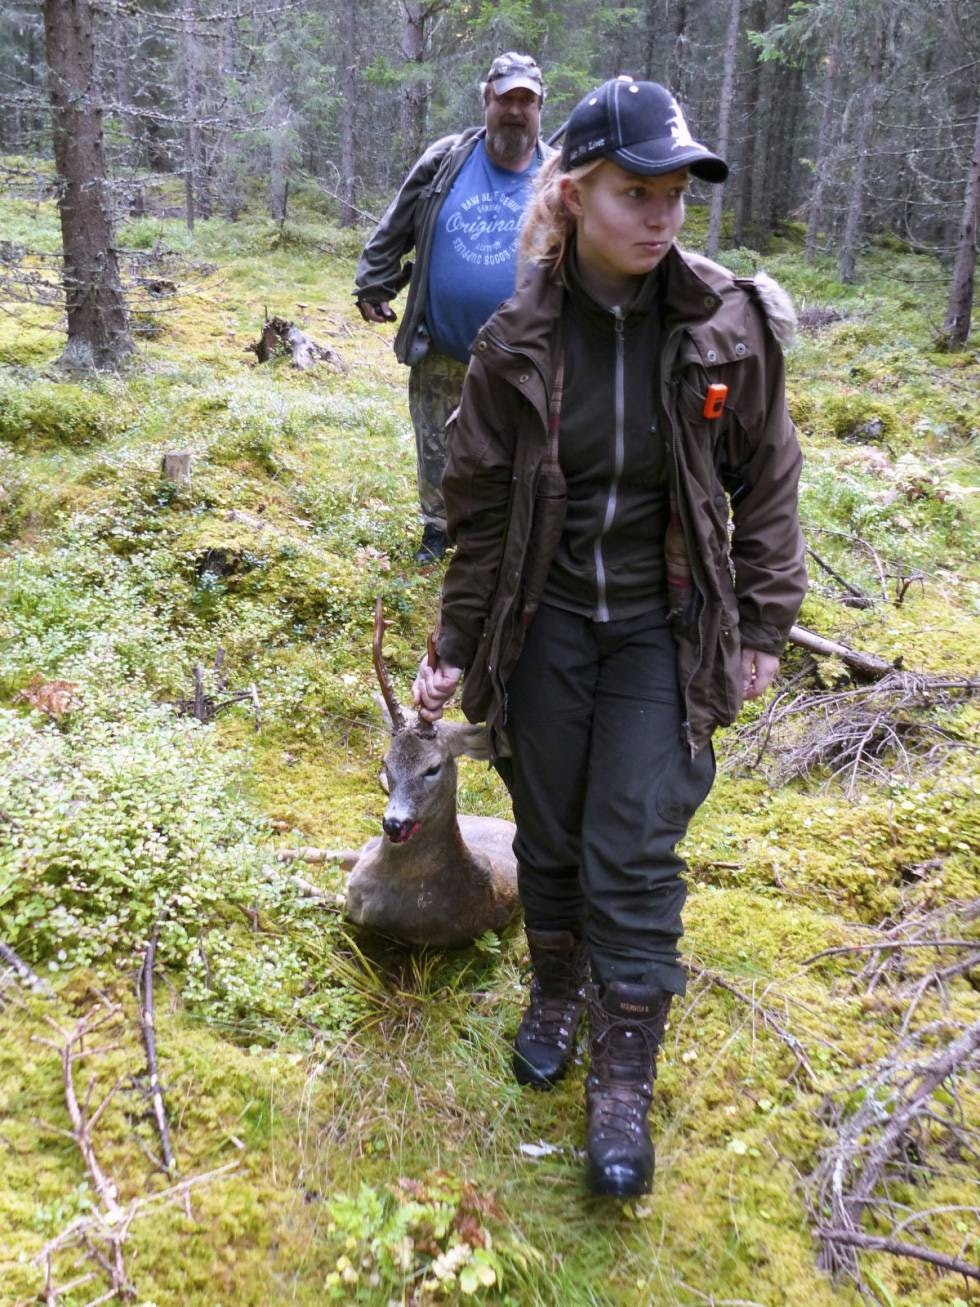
423,764,441,779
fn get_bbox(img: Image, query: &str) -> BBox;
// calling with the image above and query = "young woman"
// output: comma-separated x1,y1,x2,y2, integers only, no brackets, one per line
414,77,806,1197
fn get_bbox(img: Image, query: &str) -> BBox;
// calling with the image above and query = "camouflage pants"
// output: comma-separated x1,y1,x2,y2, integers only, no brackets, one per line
408,349,468,531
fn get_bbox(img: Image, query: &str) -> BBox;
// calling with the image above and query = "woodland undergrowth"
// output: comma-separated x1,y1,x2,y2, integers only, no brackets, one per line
0,192,977,1307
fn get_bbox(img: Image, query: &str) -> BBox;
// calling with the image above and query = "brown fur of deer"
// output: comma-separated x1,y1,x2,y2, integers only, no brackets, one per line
344,602,519,948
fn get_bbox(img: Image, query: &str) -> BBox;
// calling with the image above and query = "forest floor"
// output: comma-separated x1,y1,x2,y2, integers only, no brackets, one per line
0,186,978,1307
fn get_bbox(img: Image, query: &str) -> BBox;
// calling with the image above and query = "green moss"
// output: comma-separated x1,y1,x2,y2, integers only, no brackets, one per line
0,187,976,1306
0,373,130,448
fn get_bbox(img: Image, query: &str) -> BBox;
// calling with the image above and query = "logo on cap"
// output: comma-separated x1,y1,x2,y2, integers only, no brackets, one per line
668,99,697,150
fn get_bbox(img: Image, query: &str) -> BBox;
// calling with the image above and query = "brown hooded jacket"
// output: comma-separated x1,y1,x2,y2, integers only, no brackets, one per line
434,244,807,756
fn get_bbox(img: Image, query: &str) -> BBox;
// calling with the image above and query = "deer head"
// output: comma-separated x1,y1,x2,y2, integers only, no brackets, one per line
372,597,489,845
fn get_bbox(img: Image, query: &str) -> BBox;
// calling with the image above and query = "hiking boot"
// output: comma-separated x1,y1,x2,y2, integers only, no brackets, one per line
585,981,672,1197
415,525,448,564
513,929,589,1088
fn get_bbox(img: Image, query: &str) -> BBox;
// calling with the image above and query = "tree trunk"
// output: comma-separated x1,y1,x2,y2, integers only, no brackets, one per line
668,0,690,107
42,0,132,370
941,94,980,347
399,2,430,163
179,0,207,230
805,8,843,263
838,21,886,284
706,0,741,258
338,3,358,228
767,62,802,232
269,96,291,222
733,0,766,248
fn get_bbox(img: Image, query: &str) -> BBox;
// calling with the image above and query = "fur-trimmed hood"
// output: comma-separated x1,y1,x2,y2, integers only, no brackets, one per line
749,270,796,348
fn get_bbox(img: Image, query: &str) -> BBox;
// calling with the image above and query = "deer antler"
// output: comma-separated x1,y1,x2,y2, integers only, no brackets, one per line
373,596,407,733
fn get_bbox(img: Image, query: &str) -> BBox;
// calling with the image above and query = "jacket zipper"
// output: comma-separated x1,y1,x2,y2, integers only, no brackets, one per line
594,307,625,623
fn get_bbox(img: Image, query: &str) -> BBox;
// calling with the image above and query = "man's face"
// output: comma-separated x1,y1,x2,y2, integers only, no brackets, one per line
484,86,541,166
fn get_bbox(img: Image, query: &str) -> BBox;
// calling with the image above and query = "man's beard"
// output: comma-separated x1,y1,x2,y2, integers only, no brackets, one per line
487,123,534,164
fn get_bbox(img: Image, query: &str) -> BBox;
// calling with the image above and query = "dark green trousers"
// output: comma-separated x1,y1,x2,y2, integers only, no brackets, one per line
496,603,715,995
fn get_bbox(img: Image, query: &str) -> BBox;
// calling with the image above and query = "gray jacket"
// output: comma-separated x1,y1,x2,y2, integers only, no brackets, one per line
354,127,551,365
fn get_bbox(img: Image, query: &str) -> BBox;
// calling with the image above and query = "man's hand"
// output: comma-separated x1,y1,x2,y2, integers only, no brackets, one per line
412,655,462,723
741,647,780,700
356,299,397,324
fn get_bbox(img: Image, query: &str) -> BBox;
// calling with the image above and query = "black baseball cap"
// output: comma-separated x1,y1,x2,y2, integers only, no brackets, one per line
560,76,728,182
484,52,544,97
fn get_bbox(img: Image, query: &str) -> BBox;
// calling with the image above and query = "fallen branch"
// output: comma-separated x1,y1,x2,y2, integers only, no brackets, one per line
263,864,346,911
275,846,358,868
136,926,176,1177
727,665,977,793
808,1019,980,1283
788,624,899,681
815,1227,980,1280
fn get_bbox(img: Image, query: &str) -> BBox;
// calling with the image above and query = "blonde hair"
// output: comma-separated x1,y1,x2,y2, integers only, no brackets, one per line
519,154,604,268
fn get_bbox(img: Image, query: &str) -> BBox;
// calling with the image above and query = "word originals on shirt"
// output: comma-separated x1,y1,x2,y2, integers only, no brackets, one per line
445,188,525,249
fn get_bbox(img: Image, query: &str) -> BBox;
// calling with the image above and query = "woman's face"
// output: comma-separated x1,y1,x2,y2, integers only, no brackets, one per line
562,161,689,289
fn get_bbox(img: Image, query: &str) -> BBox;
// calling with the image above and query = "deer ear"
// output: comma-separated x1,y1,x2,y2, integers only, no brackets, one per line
375,691,396,732
441,721,491,761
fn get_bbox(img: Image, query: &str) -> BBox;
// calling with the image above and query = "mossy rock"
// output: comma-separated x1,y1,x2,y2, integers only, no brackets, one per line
818,392,899,443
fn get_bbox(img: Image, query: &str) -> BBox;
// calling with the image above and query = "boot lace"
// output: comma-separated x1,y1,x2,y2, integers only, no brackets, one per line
588,1010,666,1143
519,976,586,1051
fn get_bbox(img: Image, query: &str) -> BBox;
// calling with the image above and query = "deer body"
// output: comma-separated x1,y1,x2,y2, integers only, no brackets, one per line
345,717,519,947
344,603,519,947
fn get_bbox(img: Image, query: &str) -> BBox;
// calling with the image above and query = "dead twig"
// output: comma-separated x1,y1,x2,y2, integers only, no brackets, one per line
33,1006,126,1219
802,939,979,967
690,964,817,1087
807,1019,980,1284
135,926,176,1177
806,548,874,608
174,649,261,730
32,1003,137,1302
727,666,977,794
35,1162,239,1275
0,938,53,997
262,865,346,911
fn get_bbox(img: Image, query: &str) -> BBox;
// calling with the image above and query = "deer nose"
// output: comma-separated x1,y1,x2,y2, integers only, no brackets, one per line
383,816,421,844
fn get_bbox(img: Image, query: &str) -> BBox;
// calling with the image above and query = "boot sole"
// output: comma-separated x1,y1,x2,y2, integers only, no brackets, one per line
587,1161,654,1198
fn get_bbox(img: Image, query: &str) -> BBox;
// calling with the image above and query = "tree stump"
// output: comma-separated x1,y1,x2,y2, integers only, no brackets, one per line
161,452,192,486
248,316,345,371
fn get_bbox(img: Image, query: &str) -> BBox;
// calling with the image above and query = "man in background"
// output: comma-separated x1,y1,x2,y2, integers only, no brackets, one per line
354,53,549,563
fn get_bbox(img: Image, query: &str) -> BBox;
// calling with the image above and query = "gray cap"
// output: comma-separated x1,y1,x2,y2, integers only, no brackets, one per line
484,52,544,97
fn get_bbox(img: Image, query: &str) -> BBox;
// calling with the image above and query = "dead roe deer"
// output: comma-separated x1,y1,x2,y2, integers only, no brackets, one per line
344,601,520,947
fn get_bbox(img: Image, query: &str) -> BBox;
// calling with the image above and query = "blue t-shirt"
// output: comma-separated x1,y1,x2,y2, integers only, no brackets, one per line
425,140,540,363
